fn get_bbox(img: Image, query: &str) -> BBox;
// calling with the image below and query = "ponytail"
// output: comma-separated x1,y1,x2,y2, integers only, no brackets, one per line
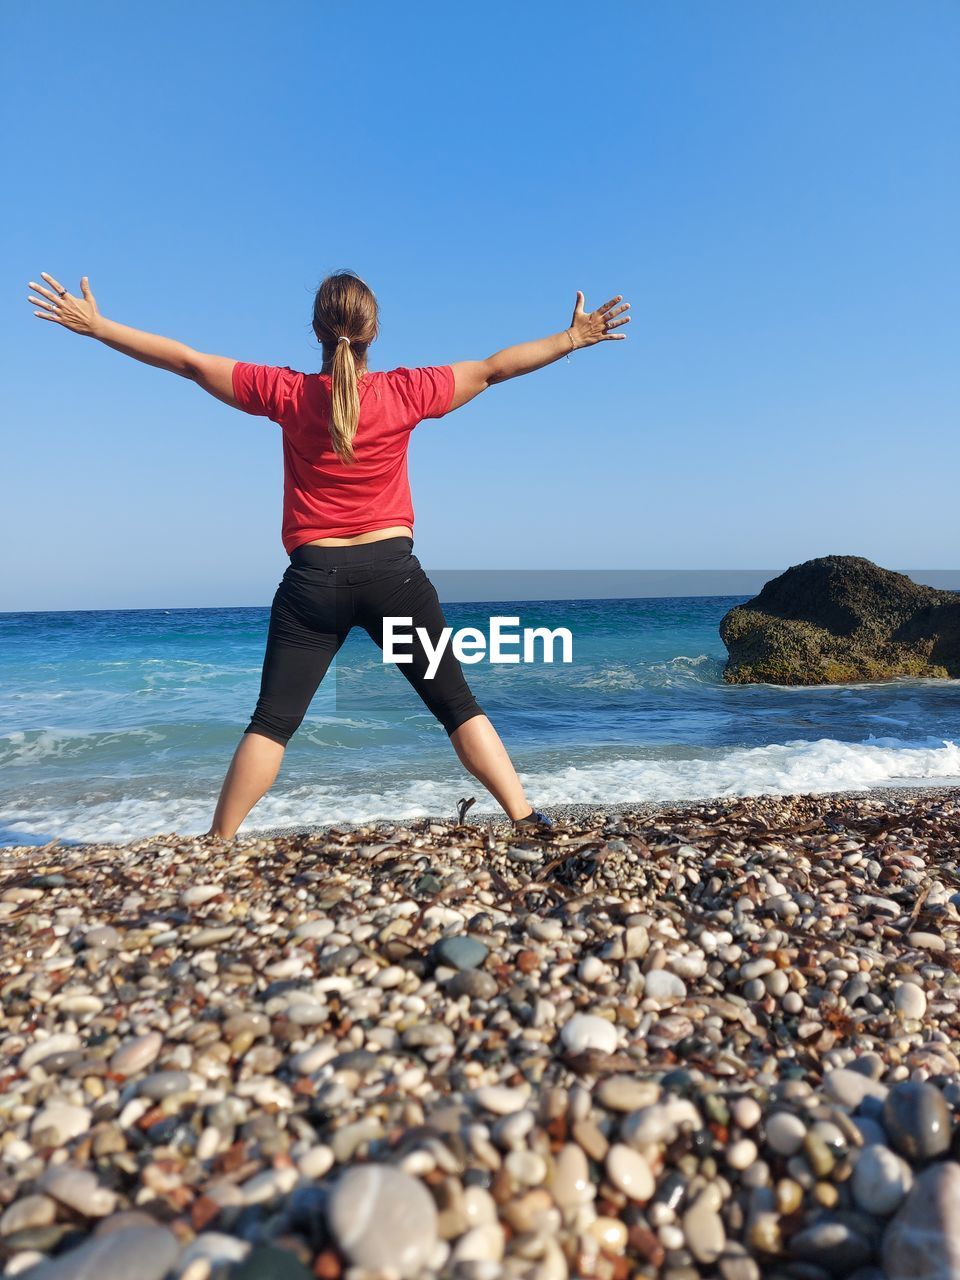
312,269,379,462
329,338,360,464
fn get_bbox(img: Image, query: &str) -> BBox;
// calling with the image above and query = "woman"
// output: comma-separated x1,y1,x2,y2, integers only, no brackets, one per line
27,269,630,839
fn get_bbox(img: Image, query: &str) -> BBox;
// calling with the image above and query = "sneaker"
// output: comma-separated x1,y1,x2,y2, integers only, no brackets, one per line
512,808,555,833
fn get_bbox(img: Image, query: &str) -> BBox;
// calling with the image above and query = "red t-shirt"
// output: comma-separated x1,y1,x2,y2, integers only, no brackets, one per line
231,362,456,554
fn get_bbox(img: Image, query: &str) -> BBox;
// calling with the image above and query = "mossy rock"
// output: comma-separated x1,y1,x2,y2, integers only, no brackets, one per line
719,555,960,685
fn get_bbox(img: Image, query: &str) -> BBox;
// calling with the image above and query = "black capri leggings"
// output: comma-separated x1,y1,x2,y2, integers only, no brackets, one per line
244,537,484,746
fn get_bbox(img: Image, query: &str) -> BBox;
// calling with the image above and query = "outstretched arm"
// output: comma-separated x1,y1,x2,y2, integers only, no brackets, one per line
446,289,630,412
26,271,239,406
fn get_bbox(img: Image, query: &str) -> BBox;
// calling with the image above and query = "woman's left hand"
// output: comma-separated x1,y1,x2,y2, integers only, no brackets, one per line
27,272,102,337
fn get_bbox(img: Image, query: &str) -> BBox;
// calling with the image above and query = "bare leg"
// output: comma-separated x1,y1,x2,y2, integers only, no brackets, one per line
449,714,532,820
207,731,285,839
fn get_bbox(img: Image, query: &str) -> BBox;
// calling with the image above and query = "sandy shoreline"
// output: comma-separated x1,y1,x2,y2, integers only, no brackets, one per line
2,786,959,1277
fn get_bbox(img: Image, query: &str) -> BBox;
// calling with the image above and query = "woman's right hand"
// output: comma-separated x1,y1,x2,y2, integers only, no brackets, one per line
569,290,630,348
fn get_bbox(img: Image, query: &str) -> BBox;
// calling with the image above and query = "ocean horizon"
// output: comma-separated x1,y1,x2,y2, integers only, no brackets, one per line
3,584,959,848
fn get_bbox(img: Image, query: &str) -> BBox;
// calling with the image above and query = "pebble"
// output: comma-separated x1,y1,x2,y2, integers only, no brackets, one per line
230,1246,313,1278
894,981,927,1019
727,1138,759,1170
178,1233,250,1269
851,1144,913,1216
560,1013,618,1055
882,1081,953,1161
30,1101,91,1144
596,1076,660,1112
473,1084,530,1115
39,1167,117,1217
297,1145,334,1178
19,1034,81,1073
83,925,120,948
180,883,221,906
446,969,498,1000
0,1195,56,1236
551,1144,593,1211
109,1032,163,1076
137,1069,192,1099
434,935,488,970
790,1220,873,1270
733,1097,762,1130
16,1224,180,1278
884,1162,960,1280
905,930,946,951
765,1111,806,1156
2,789,960,1280
451,1223,505,1264
683,1189,726,1265
326,1164,439,1278
606,1144,655,1201
643,969,687,1002
621,1096,701,1147
291,917,334,940
822,1067,889,1109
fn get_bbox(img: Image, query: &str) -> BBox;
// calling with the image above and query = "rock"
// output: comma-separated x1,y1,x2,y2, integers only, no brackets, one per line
644,970,687,1002
39,1167,117,1217
789,1219,873,1272
683,1189,726,1265
187,925,237,947
292,917,334,941
473,1085,530,1115
560,1013,618,1055
894,982,927,1019
137,1070,191,1099
17,1224,179,1279
451,1223,505,1264
884,1162,960,1280
230,1245,314,1278
621,1097,701,1147
433,935,488,970
297,1145,334,1179
108,1032,163,1077
733,1097,762,1130
606,1144,655,1201
326,1164,438,1278
551,1144,593,1212
718,555,960,684
30,1102,91,1144
180,883,221,906
882,1081,952,1161
764,1111,806,1156
446,969,498,1000
19,1034,81,1073
851,1144,912,1216
623,924,649,958
578,956,606,983
83,925,121,948
906,931,946,952
823,1067,889,1110
596,1076,660,1112
177,1232,251,1268
0,1195,56,1236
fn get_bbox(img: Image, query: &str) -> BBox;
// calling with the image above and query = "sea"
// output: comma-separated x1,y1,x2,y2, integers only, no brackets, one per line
2,593,959,847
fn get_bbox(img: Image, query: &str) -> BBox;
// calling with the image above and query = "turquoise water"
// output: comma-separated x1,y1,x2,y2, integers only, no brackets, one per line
2,596,959,846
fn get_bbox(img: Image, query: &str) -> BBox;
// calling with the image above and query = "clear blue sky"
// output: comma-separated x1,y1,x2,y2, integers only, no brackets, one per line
3,1,958,610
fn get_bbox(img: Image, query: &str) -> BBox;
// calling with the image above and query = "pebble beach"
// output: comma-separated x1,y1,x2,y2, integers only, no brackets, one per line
2,786,960,1279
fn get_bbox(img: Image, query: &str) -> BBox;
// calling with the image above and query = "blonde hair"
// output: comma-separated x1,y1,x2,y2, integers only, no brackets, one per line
312,270,380,463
